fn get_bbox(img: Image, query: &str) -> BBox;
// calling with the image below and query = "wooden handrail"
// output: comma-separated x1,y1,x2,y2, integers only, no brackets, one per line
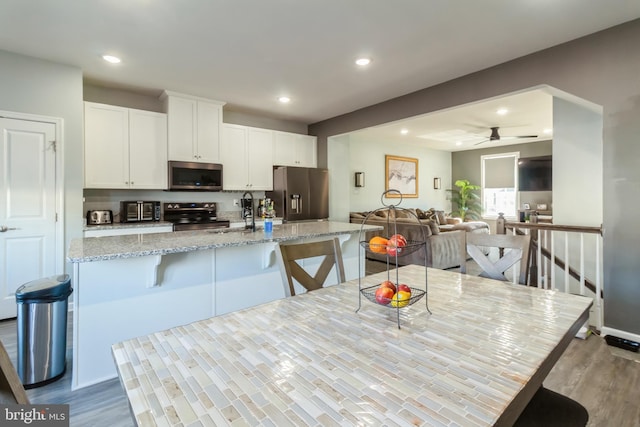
496,214,603,298
503,221,602,235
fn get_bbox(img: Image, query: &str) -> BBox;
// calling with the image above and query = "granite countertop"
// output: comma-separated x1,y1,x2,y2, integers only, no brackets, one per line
112,265,593,426
68,221,381,263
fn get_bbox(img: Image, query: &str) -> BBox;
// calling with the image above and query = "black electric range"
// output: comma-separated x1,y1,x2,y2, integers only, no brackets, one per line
163,202,230,231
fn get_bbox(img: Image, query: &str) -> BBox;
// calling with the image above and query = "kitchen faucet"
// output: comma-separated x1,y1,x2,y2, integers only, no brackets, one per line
242,191,256,232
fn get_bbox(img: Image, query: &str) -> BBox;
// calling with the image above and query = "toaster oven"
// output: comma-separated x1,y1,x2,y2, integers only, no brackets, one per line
120,201,161,223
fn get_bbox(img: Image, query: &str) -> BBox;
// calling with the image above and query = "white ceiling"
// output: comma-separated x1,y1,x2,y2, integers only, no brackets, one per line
349,88,554,152
0,1,638,126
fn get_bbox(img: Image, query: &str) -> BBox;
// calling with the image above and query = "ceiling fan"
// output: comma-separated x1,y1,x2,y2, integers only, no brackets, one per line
474,126,538,145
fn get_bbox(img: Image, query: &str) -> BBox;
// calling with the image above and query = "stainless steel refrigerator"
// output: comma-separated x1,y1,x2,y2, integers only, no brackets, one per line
266,166,329,222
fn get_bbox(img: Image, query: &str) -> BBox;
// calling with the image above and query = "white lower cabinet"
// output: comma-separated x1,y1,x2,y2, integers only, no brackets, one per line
221,124,273,191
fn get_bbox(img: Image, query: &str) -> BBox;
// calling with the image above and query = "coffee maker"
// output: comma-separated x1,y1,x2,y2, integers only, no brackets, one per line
241,192,256,231
241,198,253,220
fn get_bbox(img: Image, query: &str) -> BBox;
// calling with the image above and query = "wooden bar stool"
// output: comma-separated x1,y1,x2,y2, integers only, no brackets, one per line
276,238,346,297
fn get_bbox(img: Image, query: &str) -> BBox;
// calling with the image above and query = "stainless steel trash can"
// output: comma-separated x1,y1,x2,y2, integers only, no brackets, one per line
15,274,73,388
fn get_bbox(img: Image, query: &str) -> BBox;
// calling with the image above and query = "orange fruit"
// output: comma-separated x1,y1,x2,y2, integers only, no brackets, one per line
369,236,389,254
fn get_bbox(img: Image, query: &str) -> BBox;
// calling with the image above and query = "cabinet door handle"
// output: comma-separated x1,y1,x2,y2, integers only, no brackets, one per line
0,225,19,232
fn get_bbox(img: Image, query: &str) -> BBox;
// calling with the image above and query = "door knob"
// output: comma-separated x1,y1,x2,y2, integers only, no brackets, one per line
0,225,18,232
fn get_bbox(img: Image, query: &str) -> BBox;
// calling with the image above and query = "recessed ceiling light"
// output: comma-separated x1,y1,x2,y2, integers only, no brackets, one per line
400,129,409,135
102,55,121,64
456,141,463,146
496,108,508,115
355,58,371,66
278,96,291,104
543,128,553,134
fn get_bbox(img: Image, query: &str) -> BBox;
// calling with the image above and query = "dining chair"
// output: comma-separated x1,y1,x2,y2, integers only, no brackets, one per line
276,237,346,297
0,340,29,404
466,233,532,285
514,386,588,426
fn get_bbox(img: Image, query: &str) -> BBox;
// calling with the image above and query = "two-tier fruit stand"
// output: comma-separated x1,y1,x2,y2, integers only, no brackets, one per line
356,190,430,329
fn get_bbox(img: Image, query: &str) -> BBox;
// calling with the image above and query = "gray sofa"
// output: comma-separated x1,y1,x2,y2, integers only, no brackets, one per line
350,209,489,270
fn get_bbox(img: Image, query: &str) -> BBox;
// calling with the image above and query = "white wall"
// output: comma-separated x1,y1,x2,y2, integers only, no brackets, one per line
327,135,352,222
0,50,84,274
553,97,603,226
329,134,451,216
551,96,603,296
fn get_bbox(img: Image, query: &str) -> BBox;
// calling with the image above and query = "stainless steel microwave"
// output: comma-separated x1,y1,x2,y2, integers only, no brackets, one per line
168,161,223,191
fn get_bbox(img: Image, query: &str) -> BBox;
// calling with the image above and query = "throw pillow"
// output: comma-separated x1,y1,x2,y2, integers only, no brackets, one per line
423,208,439,224
394,209,410,219
424,219,440,235
435,210,446,225
415,208,427,219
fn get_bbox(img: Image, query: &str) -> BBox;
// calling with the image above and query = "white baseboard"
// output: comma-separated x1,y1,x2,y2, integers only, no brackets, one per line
601,326,640,343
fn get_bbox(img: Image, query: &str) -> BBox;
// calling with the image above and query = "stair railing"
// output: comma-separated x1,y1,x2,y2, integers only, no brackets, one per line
496,214,603,329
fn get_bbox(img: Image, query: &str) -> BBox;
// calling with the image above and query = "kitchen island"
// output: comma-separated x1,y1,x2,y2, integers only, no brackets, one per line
68,221,381,390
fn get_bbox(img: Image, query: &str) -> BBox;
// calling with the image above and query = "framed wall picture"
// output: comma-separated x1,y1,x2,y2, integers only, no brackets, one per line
385,155,418,198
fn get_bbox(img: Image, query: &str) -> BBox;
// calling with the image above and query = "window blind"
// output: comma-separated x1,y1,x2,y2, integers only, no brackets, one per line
484,156,516,188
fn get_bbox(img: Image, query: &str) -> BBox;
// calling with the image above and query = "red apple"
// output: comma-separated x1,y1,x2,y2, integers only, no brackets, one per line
379,280,396,293
375,286,394,305
386,234,407,256
397,283,411,295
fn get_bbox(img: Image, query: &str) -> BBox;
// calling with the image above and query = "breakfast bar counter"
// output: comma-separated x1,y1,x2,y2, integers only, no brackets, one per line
69,221,376,263
112,265,592,426
68,221,381,390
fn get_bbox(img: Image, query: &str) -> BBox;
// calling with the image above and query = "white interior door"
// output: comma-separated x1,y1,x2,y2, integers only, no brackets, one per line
0,118,57,319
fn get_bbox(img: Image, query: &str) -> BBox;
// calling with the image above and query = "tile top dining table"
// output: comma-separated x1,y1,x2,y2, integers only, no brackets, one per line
112,265,592,427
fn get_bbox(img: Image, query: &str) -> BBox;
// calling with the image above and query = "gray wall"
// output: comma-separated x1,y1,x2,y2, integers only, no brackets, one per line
452,140,552,192
0,49,84,273
309,19,640,336
452,140,553,214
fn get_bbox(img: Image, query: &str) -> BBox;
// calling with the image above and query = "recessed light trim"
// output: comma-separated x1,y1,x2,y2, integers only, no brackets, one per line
496,108,508,115
400,129,409,135
355,57,371,66
102,55,121,64
278,96,291,104
543,128,553,134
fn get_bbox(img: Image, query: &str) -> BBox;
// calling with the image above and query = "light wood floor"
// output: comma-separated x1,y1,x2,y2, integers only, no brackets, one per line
0,316,133,427
2,294,639,426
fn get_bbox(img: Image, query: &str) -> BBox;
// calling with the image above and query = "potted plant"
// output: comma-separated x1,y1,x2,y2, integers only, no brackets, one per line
447,179,481,221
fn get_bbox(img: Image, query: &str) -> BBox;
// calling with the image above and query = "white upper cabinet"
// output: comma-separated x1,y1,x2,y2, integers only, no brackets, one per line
220,124,274,191
273,131,317,167
161,91,225,163
84,102,167,189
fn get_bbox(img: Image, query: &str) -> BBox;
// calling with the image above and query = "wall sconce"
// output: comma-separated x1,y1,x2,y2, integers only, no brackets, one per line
433,177,441,190
355,172,365,187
